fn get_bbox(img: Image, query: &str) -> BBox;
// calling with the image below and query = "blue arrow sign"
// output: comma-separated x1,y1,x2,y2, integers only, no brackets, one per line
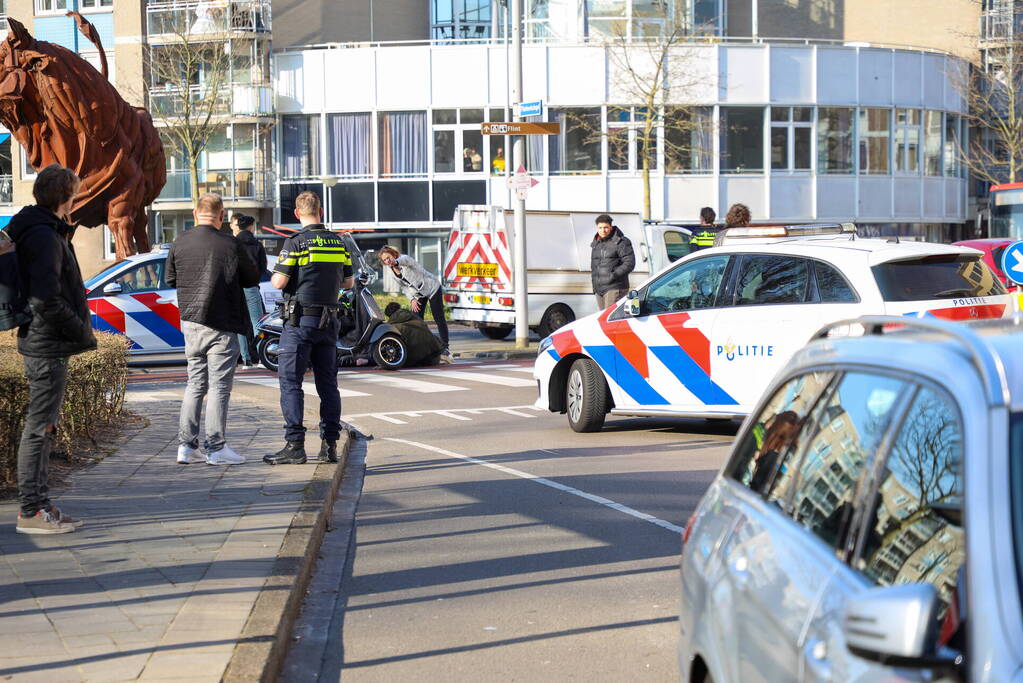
517,100,543,118
1000,240,1023,285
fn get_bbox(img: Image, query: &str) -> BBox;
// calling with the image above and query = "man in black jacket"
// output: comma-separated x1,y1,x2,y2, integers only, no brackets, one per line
9,164,95,535
230,213,267,368
590,213,636,310
384,302,443,366
166,193,260,466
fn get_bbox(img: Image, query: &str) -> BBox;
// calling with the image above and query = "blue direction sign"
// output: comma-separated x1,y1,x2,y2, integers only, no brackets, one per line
1001,240,1023,285
517,100,543,117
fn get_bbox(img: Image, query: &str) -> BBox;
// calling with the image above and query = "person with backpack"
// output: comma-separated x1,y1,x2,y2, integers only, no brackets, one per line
6,164,96,535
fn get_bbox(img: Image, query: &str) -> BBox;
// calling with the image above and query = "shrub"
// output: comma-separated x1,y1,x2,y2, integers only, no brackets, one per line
0,331,130,488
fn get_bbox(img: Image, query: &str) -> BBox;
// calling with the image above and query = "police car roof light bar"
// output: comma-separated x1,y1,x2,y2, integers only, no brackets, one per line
813,314,1010,408
717,222,856,242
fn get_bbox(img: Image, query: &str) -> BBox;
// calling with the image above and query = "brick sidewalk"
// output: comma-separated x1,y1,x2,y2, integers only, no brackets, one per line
0,390,318,682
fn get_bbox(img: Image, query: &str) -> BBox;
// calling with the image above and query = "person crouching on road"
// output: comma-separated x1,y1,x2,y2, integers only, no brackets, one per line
9,165,95,534
230,213,267,369
264,191,354,466
384,302,445,366
590,213,636,310
167,193,261,466
378,246,451,363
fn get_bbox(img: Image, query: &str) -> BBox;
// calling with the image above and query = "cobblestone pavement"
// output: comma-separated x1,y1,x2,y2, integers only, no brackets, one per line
0,389,315,683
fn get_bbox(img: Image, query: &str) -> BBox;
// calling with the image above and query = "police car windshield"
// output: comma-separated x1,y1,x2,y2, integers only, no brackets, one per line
84,259,131,290
872,255,1007,302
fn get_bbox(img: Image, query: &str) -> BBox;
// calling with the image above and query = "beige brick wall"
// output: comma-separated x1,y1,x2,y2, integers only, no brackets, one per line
844,0,979,59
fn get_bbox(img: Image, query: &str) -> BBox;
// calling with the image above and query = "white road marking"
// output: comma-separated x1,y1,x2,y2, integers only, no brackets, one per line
385,438,685,534
374,414,408,425
344,404,539,420
126,389,180,402
436,411,472,421
484,365,536,374
239,376,369,398
342,374,470,393
499,408,536,418
415,370,535,387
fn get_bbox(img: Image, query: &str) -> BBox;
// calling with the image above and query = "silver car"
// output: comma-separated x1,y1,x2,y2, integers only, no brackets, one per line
679,315,1023,683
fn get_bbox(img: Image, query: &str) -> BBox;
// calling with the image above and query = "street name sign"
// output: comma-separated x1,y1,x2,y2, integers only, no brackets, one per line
1001,240,1023,285
517,100,543,117
481,122,561,135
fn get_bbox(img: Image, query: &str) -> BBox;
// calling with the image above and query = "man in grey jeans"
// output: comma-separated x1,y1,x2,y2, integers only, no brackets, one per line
166,193,260,465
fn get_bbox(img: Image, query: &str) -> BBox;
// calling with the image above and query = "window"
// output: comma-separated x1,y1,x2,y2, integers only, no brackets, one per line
924,111,942,176
872,255,1007,302
607,106,658,172
813,261,858,303
34,0,67,14
895,108,921,174
643,254,730,315
431,0,491,41
550,107,600,174
790,373,908,553
79,50,114,84
944,114,963,178
733,255,809,306
858,108,891,175
327,113,371,177
664,106,713,174
109,261,167,294
80,0,113,9
770,107,812,171
858,387,964,615
817,108,854,174
379,111,427,176
728,370,836,494
281,115,320,180
720,107,764,173
663,230,692,263
432,108,485,174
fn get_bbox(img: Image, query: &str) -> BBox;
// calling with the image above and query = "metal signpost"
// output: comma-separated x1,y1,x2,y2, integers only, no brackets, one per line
509,0,527,348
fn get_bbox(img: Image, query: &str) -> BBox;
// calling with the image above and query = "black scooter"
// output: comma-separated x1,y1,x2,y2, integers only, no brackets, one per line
254,233,408,372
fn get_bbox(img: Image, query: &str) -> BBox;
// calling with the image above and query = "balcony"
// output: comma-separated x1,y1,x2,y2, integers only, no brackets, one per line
0,174,11,204
157,169,276,202
147,0,271,37
980,9,1023,43
149,84,274,118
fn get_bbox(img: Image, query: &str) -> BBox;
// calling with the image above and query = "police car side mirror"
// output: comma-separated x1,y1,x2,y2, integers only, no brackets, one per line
103,282,123,295
626,289,641,317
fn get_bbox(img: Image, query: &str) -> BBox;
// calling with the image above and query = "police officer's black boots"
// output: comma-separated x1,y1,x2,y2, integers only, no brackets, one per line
263,441,306,465
319,439,338,463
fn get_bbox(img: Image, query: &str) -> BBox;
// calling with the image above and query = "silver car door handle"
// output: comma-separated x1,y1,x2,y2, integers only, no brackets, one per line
802,638,832,682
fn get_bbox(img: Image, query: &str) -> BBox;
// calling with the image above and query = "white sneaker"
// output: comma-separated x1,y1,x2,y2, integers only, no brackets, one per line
177,444,204,464
439,350,453,365
206,445,245,465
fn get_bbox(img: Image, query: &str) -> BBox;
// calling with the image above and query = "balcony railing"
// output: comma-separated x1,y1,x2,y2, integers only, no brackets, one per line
157,168,276,202
147,0,272,37
149,84,273,118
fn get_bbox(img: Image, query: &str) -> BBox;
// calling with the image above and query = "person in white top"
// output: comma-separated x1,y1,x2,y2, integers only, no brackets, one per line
378,246,450,361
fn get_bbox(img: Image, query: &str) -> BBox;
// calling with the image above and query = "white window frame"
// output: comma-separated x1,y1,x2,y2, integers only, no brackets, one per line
607,106,660,174
769,106,813,173
431,108,486,176
34,0,69,15
78,0,113,13
894,108,922,175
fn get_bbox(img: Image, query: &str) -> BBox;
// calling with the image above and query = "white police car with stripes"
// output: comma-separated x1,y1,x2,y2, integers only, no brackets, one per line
534,224,1014,432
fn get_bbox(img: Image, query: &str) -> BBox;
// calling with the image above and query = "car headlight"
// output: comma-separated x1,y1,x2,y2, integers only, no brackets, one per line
538,335,554,355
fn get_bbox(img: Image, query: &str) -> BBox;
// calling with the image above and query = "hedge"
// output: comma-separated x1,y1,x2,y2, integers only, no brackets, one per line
0,331,130,488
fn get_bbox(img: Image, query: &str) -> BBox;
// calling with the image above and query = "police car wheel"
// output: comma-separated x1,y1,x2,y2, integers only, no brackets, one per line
256,338,279,373
373,334,407,370
566,358,608,433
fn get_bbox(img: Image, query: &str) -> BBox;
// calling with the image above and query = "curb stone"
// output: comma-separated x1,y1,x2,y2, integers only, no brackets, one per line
221,432,354,683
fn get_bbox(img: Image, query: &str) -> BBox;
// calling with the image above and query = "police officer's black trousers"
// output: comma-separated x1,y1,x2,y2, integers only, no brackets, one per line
278,317,341,443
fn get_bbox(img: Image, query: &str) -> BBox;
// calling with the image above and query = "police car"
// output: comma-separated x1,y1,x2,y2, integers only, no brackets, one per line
534,225,1015,432
83,246,282,354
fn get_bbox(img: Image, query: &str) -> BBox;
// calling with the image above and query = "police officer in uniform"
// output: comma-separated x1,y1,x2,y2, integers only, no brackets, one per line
692,206,718,250
264,191,353,465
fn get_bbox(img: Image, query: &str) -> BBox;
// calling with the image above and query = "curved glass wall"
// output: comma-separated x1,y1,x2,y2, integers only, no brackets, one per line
525,0,721,40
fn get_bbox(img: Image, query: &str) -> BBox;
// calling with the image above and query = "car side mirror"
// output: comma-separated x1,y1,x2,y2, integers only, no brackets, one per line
625,289,641,317
844,584,962,675
102,282,123,295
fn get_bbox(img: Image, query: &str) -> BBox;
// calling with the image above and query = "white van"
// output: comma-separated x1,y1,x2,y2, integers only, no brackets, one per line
442,205,694,338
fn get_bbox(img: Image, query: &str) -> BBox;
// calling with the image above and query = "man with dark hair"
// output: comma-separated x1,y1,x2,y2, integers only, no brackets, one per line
265,191,353,465
590,213,636,309
230,213,267,368
383,302,444,366
692,206,718,250
7,164,94,534
167,193,261,466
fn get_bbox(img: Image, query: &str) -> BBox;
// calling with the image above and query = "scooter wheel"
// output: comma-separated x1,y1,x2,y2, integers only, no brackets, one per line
256,337,280,373
372,334,407,370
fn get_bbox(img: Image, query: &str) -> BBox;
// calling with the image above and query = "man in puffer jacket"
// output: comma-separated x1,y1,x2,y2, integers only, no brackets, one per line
590,213,636,309
384,302,444,366
9,164,96,535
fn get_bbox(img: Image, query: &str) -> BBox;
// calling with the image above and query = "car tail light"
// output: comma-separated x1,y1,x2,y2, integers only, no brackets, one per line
681,512,698,549
499,297,514,307
443,293,458,303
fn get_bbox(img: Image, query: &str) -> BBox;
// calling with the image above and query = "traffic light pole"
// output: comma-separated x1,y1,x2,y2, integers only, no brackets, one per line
511,0,528,349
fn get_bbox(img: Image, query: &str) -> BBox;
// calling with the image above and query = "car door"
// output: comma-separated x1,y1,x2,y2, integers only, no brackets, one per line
801,383,965,682
711,253,819,412
87,257,185,352
719,370,910,683
601,253,735,413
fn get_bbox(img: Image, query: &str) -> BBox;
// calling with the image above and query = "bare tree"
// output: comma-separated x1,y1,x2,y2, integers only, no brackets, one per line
145,14,233,205
562,23,713,219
